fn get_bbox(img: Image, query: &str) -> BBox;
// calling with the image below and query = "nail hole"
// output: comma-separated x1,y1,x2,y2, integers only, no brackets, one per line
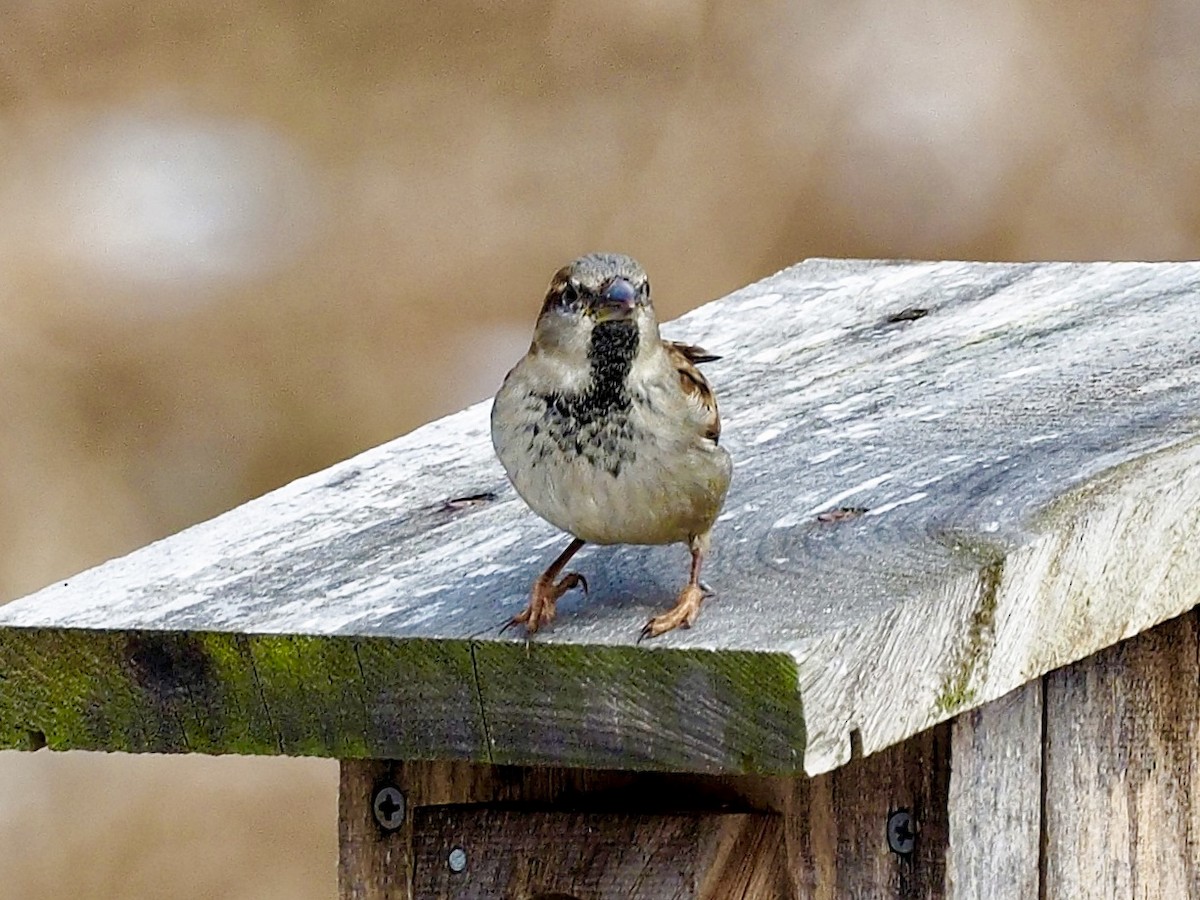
441,492,496,512
886,307,928,323
817,507,868,524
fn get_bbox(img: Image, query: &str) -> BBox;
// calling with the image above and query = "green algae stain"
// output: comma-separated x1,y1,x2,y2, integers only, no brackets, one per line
0,628,486,761
473,641,805,774
2,624,803,775
932,531,1005,717
714,649,805,774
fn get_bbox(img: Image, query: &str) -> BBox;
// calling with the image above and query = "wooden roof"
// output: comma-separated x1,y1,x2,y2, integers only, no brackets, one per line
3,258,1198,775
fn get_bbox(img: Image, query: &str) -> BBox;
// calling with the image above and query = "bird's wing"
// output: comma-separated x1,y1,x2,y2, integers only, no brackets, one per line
664,341,722,445
666,341,722,365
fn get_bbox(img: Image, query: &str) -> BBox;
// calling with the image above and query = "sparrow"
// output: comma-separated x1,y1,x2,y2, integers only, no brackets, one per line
491,253,732,638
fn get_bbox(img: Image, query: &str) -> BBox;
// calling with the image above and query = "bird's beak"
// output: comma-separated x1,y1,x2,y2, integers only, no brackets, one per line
593,277,638,321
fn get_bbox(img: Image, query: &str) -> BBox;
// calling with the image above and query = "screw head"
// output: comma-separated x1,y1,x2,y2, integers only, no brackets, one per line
447,846,468,873
371,785,406,831
887,810,916,855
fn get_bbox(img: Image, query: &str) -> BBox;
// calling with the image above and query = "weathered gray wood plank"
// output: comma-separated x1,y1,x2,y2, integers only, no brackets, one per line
946,682,1042,899
3,259,1200,774
1041,609,1200,899
471,641,804,772
0,629,483,757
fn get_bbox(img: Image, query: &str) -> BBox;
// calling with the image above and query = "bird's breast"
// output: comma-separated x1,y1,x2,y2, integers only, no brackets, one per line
534,393,642,477
492,378,731,545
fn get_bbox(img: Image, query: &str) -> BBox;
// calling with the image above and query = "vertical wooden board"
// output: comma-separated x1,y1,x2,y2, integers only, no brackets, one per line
340,759,411,900
472,642,805,774
410,807,788,899
1042,610,1200,900
788,723,951,898
945,681,1042,899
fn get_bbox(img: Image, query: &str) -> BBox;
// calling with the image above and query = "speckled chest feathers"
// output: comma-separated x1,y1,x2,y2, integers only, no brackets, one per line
534,319,643,476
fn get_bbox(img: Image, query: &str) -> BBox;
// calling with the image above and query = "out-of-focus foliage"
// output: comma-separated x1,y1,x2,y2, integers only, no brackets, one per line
2,1,1197,896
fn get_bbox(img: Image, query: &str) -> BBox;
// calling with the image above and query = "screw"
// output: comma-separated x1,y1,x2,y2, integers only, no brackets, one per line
372,785,406,831
887,810,916,855
448,846,468,873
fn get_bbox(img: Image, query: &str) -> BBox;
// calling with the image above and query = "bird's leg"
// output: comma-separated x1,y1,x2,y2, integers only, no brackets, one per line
641,540,707,640
503,537,588,635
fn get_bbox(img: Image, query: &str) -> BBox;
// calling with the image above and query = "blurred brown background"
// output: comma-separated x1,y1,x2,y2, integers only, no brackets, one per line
1,1,1198,897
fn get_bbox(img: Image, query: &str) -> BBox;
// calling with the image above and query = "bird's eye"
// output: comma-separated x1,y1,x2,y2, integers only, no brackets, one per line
560,283,579,305
639,280,650,299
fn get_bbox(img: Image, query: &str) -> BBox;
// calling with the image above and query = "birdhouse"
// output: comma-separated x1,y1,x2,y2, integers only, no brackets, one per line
2,259,1197,898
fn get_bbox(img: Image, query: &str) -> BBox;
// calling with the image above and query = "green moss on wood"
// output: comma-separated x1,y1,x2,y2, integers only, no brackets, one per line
932,532,1005,716
0,627,807,774
0,628,484,760
473,641,805,774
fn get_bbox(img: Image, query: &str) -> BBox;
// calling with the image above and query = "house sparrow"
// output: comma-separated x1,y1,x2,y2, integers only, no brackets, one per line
491,253,732,638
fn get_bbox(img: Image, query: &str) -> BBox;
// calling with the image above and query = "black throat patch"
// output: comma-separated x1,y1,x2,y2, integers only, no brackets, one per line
584,319,639,413
540,319,638,424
533,319,642,474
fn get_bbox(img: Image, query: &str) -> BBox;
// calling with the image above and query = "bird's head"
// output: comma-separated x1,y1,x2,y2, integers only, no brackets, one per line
531,253,660,365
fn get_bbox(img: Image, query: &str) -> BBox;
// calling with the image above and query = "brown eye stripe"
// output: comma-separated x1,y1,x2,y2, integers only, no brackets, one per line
540,271,577,313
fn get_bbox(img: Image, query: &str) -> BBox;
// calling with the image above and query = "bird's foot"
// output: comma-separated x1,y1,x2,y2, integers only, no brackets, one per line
502,571,588,635
639,583,705,641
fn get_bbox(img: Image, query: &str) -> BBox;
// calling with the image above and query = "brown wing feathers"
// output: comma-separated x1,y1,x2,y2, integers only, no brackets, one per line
664,341,722,444
667,341,722,365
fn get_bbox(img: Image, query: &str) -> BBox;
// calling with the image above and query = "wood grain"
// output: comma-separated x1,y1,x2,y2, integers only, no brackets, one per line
787,722,951,898
339,759,791,900
340,760,410,900
1041,609,1200,899
3,260,1200,773
471,641,804,772
945,681,1042,899
0,628,484,757
411,807,788,899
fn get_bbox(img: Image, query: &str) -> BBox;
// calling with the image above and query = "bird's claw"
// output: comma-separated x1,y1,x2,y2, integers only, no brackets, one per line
502,570,588,636
638,583,705,642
